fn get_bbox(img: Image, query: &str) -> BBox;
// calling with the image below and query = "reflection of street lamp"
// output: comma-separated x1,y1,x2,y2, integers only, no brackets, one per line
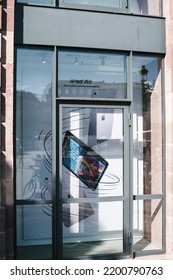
101,57,105,66
140,65,148,82
75,56,79,65
139,65,154,93
42,55,46,64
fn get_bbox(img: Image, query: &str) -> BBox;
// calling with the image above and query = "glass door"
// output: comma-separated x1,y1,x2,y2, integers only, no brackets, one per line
56,104,131,259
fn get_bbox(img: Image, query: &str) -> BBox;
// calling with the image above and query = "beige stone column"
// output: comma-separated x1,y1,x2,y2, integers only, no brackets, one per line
164,0,173,255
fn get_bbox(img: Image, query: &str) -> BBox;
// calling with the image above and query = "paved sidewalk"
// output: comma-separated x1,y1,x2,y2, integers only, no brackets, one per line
134,253,173,260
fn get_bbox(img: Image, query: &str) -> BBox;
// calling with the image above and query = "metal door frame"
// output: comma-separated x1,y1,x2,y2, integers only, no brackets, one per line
53,99,132,259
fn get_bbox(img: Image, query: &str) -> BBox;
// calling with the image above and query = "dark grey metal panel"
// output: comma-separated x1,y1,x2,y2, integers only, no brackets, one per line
17,6,165,53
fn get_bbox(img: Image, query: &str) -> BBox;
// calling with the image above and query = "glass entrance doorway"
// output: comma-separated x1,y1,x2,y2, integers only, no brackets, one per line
15,48,164,260
56,104,131,259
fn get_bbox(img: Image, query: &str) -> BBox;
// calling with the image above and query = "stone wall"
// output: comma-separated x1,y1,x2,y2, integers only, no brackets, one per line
0,0,14,260
164,0,173,254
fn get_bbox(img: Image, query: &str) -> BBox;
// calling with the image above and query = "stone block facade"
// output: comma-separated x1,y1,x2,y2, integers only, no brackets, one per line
164,0,173,255
0,0,14,260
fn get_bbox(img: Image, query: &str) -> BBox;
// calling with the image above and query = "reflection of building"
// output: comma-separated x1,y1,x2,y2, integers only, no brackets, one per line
1,0,173,260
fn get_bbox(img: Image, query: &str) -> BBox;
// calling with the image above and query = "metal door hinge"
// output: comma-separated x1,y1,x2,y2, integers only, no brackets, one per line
128,230,132,244
128,113,132,127
124,0,128,8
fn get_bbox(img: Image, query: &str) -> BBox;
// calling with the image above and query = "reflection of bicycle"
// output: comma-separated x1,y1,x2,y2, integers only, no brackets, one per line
23,166,42,199
23,164,51,199
23,166,52,216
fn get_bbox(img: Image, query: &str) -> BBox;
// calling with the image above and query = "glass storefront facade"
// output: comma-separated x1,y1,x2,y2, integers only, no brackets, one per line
16,0,162,17
15,48,164,259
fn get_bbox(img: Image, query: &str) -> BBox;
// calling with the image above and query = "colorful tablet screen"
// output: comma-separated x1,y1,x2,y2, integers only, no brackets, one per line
62,130,108,190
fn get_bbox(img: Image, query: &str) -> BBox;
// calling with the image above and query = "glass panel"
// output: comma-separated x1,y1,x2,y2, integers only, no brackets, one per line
61,105,125,258
16,205,52,259
58,51,127,99
133,199,163,251
131,0,161,17
61,0,122,8
17,0,54,4
132,56,162,195
16,48,53,259
63,201,123,258
16,49,53,200
62,107,124,197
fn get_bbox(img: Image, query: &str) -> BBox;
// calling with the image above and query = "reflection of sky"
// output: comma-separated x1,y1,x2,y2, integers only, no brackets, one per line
63,1,159,16
58,51,127,84
17,49,52,99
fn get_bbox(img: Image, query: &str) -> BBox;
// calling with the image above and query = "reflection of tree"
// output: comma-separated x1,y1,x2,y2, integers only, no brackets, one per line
16,86,52,150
